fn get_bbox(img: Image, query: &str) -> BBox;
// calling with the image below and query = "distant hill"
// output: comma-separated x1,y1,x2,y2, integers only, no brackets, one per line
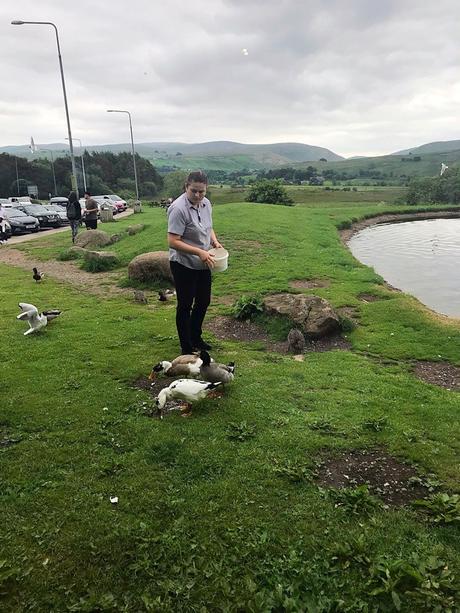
392,140,460,156
0,140,343,170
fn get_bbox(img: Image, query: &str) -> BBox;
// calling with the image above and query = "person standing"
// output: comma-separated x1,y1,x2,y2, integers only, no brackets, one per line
0,201,9,244
66,191,81,243
83,191,98,230
167,171,223,354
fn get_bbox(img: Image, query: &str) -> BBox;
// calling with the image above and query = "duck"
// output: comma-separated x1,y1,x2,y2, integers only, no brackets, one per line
32,267,44,282
158,289,176,302
16,303,61,335
156,379,222,415
199,350,235,384
149,353,207,380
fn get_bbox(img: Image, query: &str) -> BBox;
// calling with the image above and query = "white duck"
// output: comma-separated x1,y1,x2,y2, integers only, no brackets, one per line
156,379,222,415
149,353,212,379
16,303,61,336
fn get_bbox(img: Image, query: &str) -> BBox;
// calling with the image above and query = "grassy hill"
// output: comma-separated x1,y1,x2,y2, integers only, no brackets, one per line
393,140,460,155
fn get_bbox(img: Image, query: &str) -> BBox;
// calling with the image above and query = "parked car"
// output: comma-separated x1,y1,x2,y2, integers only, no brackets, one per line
79,198,117,216
14,203,61,228
44,204,69,224
3,208,40,234
9,196,32,205
49,196,69,206
99,194,127,212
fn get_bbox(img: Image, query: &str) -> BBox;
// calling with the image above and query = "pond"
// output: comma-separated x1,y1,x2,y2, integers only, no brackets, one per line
348,218,460,317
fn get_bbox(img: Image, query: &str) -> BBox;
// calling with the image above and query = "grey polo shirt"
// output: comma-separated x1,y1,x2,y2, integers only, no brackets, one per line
168,193,213,270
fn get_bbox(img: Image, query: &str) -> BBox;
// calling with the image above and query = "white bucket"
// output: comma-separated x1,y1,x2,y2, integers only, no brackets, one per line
209,247,229,272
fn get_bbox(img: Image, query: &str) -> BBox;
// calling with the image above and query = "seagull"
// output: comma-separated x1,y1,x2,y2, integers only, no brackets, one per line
32,267,44,282
241,48,249,56
16,303,61,335
440,163,448,176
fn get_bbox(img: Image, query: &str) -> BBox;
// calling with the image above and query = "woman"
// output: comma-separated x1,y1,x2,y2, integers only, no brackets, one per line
167,171,222,354
66,191,81,243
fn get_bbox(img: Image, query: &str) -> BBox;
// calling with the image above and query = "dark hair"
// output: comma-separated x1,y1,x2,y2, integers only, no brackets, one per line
186,170,208,186
68,191,78,204
84,190,91,196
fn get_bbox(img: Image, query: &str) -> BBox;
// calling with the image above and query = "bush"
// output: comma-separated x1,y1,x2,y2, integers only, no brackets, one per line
232,295,264,320
406,168,460,205
245,179,294,205
58,248,83,261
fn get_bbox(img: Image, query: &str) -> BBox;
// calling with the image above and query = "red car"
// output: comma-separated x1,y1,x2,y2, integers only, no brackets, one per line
99,194,128,213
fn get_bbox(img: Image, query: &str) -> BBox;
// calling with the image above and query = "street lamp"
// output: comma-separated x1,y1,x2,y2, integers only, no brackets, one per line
107,109,140,202
11,20,79,197
65,137,87,192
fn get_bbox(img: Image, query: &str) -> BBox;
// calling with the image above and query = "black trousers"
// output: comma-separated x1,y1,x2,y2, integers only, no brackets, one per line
85,218,97,230
170,260,211,353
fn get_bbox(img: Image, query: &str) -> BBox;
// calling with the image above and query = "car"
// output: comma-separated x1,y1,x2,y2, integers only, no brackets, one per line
49,196,69,207
44,204,69,224
99,194,127,212
9,196,32,205
3,208,40,234
79,197,117,215
14,203,61,228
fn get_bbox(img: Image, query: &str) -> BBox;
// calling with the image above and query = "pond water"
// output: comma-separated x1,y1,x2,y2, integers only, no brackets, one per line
348,218,460,317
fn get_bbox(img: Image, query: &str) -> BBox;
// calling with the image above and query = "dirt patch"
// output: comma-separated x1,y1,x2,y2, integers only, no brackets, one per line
215,294,239,306
308,335,352,352
231,239,262,250
316,449,430,506
207,315,351,353
358,293,381,303
290,279,331,289
132,376,186,418
0,247,130,298
413,361,460,391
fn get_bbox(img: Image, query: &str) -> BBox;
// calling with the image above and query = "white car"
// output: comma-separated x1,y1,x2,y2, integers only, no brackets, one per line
79,198,116,216
44,204,69,224
99,194,127,212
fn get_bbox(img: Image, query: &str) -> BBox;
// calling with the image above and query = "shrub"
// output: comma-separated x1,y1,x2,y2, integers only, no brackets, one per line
57,249,82,261
232,295,264,320
246,179,294,205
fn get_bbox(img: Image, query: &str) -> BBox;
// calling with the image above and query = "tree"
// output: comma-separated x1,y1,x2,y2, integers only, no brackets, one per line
162,170,187,200
245,179,294,205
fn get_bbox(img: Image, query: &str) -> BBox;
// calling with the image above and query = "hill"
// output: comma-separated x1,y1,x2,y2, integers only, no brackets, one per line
392,139,460,156
0,140,343,170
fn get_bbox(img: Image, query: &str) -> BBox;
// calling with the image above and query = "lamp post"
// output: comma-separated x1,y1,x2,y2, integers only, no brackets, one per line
65,137,87,192
11,20,79,197
107,109,140,202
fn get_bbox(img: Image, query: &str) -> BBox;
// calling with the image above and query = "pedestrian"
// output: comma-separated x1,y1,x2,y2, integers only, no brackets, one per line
0,201,9,244
167,170,223,354
83,190,98,230
66,191,81,243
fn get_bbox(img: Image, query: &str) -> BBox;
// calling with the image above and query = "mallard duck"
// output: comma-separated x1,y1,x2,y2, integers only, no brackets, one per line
149,353,208,380
199,350,235,384
16,303,61,335
32,267,44,282
156,379,222,414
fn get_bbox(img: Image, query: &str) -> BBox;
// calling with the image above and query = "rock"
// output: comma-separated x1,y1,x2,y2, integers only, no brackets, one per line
126,224,145,236
110,234,122,243
263,294,340,339
128,251,173,283
75,230,113,249
83,250,119,270
68,246,86,257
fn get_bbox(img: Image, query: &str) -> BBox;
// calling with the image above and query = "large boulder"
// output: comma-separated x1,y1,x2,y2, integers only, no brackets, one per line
75,229,113,249
128,251,173,283
126,224,145,236
82,250,119,271
263,293,340,339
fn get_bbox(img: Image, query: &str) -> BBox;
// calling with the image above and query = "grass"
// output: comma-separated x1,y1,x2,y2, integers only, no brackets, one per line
1,188,459,610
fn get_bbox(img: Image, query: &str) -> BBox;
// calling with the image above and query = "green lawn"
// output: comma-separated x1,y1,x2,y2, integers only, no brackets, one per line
1,190,459,611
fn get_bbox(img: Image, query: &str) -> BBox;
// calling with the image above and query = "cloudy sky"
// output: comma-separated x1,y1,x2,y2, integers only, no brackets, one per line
1,0,459,157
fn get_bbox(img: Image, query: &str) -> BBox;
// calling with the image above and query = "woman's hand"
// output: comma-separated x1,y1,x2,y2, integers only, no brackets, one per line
212,239,223,249
199,249,215,268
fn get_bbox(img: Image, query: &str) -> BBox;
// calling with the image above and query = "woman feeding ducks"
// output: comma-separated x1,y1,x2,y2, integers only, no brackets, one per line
167,171,223,355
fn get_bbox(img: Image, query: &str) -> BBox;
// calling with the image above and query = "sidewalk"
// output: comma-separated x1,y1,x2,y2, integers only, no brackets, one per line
4,209,134,245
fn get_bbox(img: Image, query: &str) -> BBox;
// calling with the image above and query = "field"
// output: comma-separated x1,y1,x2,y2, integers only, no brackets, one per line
1,187,459,611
